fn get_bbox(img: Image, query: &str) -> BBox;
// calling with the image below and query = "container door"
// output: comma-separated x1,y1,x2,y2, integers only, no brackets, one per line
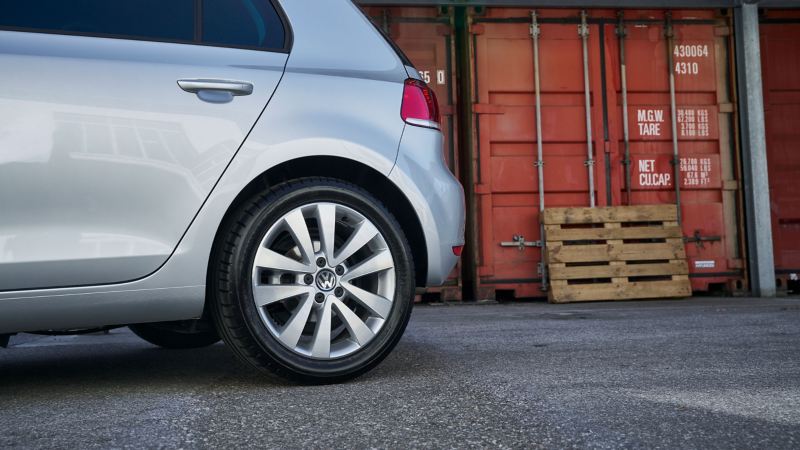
761,10,800,289
471,9,608,298
608,10,743,292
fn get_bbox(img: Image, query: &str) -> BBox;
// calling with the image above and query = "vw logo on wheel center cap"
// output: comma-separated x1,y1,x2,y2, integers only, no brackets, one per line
315,269,337,292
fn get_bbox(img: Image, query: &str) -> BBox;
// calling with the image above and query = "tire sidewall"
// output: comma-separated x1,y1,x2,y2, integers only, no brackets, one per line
230,180,414,380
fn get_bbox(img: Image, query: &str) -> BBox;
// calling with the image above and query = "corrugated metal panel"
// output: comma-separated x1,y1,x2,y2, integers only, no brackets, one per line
469,8,745,299
761,9,800,290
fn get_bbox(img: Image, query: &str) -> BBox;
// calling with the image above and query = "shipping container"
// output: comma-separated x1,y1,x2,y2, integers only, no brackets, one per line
761,9,800,294
469,8,746,299
361,6,463,300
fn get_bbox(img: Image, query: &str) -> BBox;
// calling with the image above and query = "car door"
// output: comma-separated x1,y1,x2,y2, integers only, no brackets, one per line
0,0,289,291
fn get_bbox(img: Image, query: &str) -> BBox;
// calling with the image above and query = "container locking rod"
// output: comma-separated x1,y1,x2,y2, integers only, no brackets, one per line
531,10,548,291
579,10,596,208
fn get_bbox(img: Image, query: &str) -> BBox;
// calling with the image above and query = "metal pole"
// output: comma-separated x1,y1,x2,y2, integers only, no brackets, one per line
736,2,776,297
580,10,596,208
617,12,632,205
454,7,479,301
531,11,548,292
665,12,682,225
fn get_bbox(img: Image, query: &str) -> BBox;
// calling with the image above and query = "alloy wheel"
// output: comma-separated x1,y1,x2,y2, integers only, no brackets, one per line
251,202,396,360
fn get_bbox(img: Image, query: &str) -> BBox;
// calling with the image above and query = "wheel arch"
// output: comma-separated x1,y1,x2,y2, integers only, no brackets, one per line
207,156,428,290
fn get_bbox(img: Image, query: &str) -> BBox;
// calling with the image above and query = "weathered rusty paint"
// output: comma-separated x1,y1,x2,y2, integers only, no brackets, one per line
761,9,800,290
470,8,744,299
470,8,614,298
610,10,742,292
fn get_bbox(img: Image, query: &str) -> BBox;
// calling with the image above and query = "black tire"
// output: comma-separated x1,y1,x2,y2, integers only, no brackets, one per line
208,177,415,384
129,321,220,349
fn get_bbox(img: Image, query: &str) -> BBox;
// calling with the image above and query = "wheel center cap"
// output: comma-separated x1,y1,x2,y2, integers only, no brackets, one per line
315,269,337,292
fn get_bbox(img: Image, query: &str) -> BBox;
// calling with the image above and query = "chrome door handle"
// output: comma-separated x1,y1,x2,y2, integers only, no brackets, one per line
178,79,253,95
177,79,253,103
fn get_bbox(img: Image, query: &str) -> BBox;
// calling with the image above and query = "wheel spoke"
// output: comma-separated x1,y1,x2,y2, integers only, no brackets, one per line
284,209,315,264
331,220,379,267
342,282,392,319
315,204,337,262
254,248,312,273
341,249,393,283
278,296,313,349
332,298,375,345
310,296,333,358
253,284,314,307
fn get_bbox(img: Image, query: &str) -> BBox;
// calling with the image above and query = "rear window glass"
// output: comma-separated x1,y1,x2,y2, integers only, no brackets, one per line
202,0,285,50
0,0,287,51
0,0,195,42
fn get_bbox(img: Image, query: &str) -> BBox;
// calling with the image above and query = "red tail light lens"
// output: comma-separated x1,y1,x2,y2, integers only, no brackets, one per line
452,245,464,257
401,78,440,129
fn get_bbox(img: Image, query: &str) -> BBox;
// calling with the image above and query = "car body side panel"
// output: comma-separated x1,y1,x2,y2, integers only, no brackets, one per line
0,71,405,333
0,31,287,291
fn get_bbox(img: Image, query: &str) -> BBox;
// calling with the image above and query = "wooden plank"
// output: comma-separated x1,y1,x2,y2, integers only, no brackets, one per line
547,262,568,291
546,241,685,263
543,205,678,225
549,280,692,303
548,261,689,280
605,223,627,284
545,226,683,242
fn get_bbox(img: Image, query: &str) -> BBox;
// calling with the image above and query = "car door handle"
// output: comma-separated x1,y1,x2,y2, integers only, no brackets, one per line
177,79,253,103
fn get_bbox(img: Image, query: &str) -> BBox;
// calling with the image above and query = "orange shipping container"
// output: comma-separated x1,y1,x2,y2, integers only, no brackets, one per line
761,10,800,293
469,8,745,299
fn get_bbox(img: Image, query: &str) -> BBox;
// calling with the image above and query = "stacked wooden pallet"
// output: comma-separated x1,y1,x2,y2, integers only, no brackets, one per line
543,205,691,303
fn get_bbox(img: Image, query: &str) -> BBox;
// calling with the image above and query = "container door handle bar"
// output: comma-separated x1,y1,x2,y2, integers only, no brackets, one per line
531,10,549,292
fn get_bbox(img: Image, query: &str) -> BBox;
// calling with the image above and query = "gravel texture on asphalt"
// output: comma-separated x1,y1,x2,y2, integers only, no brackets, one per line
1,297,799,449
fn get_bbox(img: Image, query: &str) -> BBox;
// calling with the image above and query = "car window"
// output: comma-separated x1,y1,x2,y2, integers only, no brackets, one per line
202,0,285,50
0,0,195,42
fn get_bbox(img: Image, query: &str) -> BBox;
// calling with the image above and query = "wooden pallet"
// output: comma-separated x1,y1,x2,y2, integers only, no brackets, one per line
543,205,691,303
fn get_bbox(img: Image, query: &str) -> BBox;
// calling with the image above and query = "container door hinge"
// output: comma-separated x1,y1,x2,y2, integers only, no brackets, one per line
500,235,542,250
578,11,590,38
530,16,540,38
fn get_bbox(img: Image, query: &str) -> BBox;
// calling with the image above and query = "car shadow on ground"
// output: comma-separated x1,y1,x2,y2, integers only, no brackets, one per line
0,335,451,393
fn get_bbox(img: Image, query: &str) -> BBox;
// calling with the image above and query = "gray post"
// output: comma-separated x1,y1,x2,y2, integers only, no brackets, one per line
736,1,776,297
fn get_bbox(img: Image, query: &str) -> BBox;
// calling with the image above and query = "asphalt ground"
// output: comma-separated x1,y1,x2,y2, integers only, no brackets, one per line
1,297,799,449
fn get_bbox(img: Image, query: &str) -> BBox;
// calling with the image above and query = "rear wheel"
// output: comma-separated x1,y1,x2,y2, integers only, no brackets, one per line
129,320,220,349
209,177,414,383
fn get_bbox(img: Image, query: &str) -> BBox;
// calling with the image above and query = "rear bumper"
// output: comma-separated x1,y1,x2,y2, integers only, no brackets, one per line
389,125,465,286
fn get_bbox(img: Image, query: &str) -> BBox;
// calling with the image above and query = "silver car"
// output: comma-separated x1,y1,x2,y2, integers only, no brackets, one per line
0,0,464,383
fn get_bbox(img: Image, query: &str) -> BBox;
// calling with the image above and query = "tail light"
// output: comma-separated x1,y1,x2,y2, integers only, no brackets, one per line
401,78,440,129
